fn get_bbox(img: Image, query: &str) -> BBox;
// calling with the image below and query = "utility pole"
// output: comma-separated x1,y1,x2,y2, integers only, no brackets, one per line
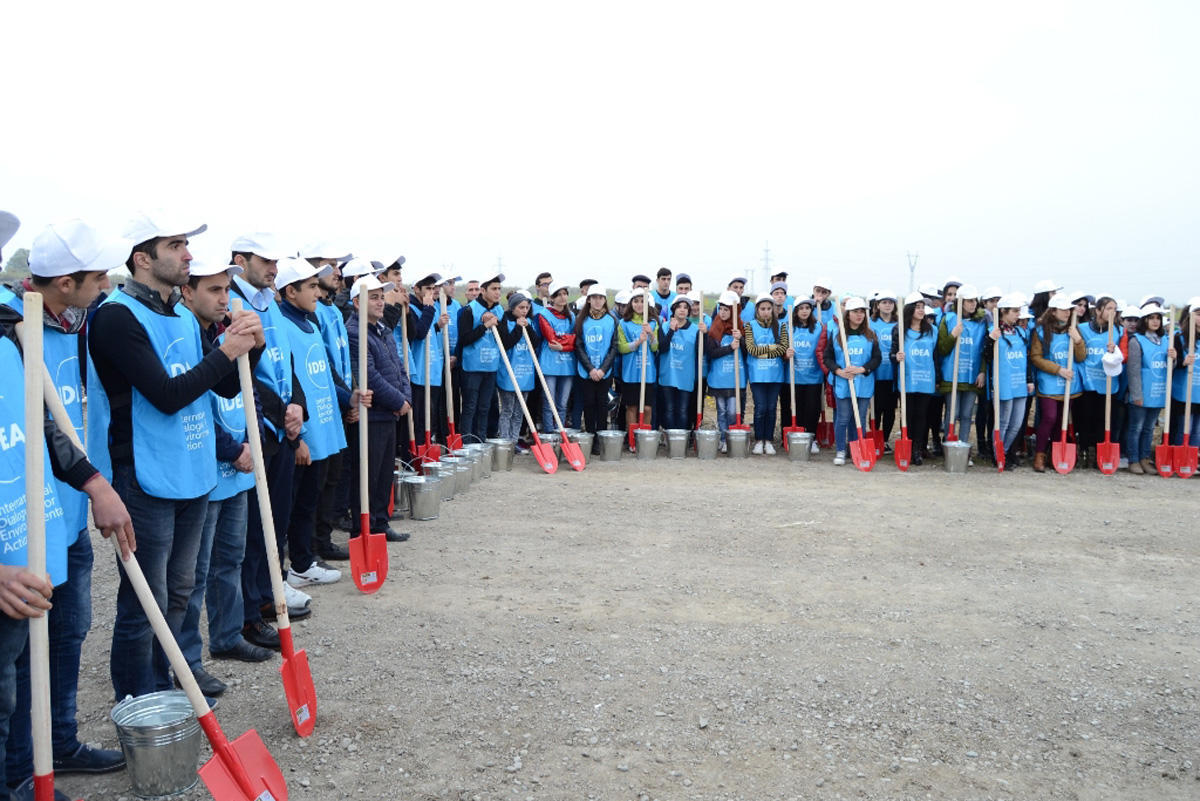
761,242,771,292
907,251,919,294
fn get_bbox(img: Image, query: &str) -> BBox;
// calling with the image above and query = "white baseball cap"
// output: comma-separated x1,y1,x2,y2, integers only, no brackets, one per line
1186,296,1200,310
30,219,130,278
1139,303,1166,317
122,210,206,248
958,283,979,300
586,284,607,298
414,270,442,287
1019,306,1034,320
1048,295,1075,311
843,297,868,312
342,257,383,278
298,242,352,261
875,289,898,302
812,277,832,291
548,280,570,298
230,233,288,261
350,273,395,300
1101,350,1124,378
754,293,774,307
919,283,942,298
1033,279,1062,294
997,294,1023,309
903,291,925,307
187,258,243,279
982,286,1003,300
480,273,505,287
275,256,332,289
717,290,739,307
614,290,632,304
0,211,18,251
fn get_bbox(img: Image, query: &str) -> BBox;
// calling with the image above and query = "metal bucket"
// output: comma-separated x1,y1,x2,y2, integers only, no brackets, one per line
635,428,660,460
727,429,750,458
428,462,456,500
666,429,690,459
110,690,201,798
450,450,480,483
570,431,594,456
404,475,442,520
466,443,493,479
695,429,719,460
598,430,623,461
392,469,417,518
944,441,972,473
440,456,469,494
538,432,561,461
787,432,814,462
488,439,515,471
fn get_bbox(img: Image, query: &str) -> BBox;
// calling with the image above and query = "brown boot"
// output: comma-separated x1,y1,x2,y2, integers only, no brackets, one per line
1033,451,1047,473
1129,460,1145,475
1140,458,1154,475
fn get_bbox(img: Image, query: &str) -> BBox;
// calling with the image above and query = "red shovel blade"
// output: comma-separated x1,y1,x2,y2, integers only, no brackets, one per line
1097,440,1120,476
627,422,651,449
781,423,803,451
197,722,288,801
9,774,65,801
1173,445,1197,478
446,426,463,452
871,428,884,457
849,434,874,472
1052,439,1076,474
560,439,587,471
893,434,912,471
993,430,1006,472
1156,439,1175,477
729,415,751,433
348,524,388,595
816,420,834,448
278,629,316,738
416,442,441,469
531,442,559,474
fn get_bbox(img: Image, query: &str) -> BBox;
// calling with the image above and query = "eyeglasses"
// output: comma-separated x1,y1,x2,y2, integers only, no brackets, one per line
537,281,551,288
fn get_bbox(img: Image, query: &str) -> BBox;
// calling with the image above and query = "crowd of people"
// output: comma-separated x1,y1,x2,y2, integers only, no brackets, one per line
0,207,1196,798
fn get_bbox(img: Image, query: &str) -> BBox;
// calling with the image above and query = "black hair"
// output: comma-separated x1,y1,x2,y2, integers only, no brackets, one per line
902,301,933,335
535,272,552,284
656,267,671,279
126,237,163,271
30,271,91,288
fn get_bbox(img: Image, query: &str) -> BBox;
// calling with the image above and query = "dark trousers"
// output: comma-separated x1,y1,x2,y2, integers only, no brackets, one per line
928,394,945,448
660,387,693,431
576,376,611,435
975,391,994,454
779,381,793,432
0,616,28,791
750,382,782,442
1074,390,1106,451
906,393,934,455
412,383,447,445
315,449,344,552
241,440,295,625
873,378,898,440
460,370,497,444
350,419,397,533
794,383,823,435
287,457,328,574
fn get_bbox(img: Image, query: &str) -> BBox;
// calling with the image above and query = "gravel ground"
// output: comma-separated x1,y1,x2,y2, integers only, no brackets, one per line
68,446,1198,801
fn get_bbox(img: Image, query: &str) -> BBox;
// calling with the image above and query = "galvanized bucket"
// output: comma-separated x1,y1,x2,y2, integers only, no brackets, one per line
944,441,972,473
488,439,515,471
538,432,561,461
466,443,493,478
787,432,814,462
666,429,690,459
440,456,469,494
111,690,201,799
598,430,624,461
695,429,719,460
450,450,480,483
392,468,417,518
404,475,442,520
635,428,660,460
570,431,594,456
428,461,456,500
727,429,750,458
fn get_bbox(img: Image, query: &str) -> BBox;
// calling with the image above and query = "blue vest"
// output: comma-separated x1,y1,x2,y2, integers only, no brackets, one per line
2,293,87,540
445,298,462,354
242,295,293,440
705,334,745,390
790,322,824,384
660,323,701,391
870,319,897,381
0,337,71,585
996,328,1030,401
939,312,986,385
746,319,784,384
496,319,536,392
619,318,658,384
405,320,444,388
209,389,254,503
1171,335,1200,402
1133,333,1169,407
461,300,500,373
1077,323,1112,393
577,314,617,380
832,331,876,400
87,293,216,499
1034,330,1083,397
315,300,351,383
284,313,348,461
902,328,937,394
539,310,576,376
652,290,677,321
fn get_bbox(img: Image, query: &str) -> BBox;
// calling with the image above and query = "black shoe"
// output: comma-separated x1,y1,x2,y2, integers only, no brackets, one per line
177,667,226,697
317,543,351,561
242,620,281,651
53,743,126,775
912,454,924,466
384,527,410,543
334,514,354,532
211,638,274,663
932,446,944,458
260,602,312,622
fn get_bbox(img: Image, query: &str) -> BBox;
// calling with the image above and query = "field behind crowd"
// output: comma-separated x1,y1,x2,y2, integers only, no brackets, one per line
73,452,1198,801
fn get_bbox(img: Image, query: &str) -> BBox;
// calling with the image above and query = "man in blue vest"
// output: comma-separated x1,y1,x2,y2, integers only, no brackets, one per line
456,273,504,444
88,211,263,701
1,217,136,790
651,268,675,320
228,234,311,650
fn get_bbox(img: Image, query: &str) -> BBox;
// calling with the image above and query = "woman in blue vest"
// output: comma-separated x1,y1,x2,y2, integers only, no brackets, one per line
1170,301,1200,450
1071,296,1122,468
786,298,824,453
890,292,937,465
573,286,617,453
823,297,880,466
535,282,577,434
705,291,744,453
869,291,899,450
617,289,659,449
1124,305,1174,474
659,295,706,432
985,296,1034,469
497,293,542,451
743,294,788,454
935,284,988,447
1029,295,1086,472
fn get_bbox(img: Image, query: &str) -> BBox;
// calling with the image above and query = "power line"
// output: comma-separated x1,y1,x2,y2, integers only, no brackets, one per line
907,251,919,293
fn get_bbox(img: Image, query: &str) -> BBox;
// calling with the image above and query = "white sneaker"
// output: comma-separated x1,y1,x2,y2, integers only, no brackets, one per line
752,441,764,455
764,442,776,455
288,563,342,587
719,441,728,453
810,441,820,455
833,451,846,466
284,583,311,608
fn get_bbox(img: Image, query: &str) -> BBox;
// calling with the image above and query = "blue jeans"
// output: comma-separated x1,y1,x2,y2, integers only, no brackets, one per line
996,397,1029,453
0,615,28,791
110,463,209,699
834,395,871,454
497,390,526,442
540,374,572,433
713,394,736,440
660,387,691,431
460,370,498,444
5,532,93,783
180,491,249,667
1124,404,1160,462
942,389,978,439
750,382,781,442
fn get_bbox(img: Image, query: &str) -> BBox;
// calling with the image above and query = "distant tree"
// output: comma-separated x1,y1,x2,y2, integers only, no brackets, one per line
2,247,30,281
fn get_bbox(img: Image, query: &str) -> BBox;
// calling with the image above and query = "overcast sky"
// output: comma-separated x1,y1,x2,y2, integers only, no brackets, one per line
3,1,1197,305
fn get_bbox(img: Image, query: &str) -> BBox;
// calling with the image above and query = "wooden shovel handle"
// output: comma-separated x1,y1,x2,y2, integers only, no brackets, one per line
491,326,540,438
522,326,567,433
440,288,456,424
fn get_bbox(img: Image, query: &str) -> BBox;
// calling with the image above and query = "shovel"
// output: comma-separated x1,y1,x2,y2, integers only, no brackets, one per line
894,314,911,471
628,323,654,449
397,309,419,464
492,326,558,473
416,329,441,467
349,302,388,594
1052,310,1078,474
781,355,804,450
439,288,464,451
867,396,883,457
1096,312,1120,475
232,300,317,736
945,296,964,443
1156,308,1176,477
729,335,751,434
835,298,875,472
816,405,834,448
1173,310,1197,478
991,308,1006,472
695,291,705,451
522,327,585,470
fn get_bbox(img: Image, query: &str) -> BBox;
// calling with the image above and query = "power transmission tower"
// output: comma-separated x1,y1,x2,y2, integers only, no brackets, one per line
761,242,771,292
907,252,919,293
